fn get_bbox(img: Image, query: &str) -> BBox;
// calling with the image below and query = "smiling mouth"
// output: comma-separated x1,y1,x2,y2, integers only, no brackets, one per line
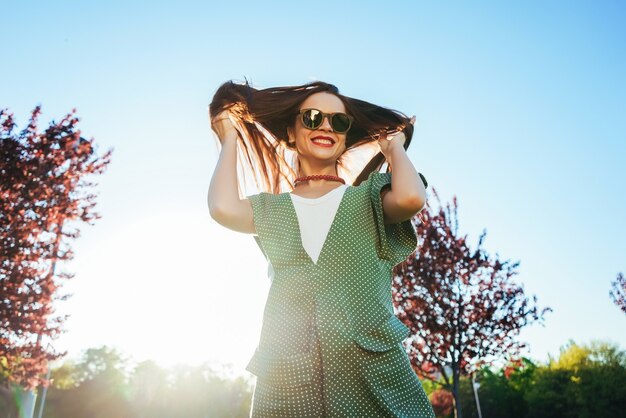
311,138,334,146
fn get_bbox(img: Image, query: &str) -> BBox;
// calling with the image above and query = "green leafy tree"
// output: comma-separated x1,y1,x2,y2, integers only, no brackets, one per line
457,364,528,418
128,360,170,418
48,360,80,390
41,346,132,418
526,340,626,418
41,347,254,417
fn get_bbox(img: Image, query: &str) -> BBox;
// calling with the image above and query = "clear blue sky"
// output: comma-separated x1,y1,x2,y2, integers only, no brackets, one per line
2,1,625,374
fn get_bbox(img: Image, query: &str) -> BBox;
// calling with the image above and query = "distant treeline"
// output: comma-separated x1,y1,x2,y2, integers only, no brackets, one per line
1,339,624,418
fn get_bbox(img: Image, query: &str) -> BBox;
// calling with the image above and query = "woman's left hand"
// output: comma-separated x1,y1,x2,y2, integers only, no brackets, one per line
378,115,416,157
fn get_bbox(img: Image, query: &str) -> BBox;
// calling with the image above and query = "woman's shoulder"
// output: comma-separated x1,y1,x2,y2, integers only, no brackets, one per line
360,170,427,189
246,190,289,199
245,192,286,215
351,171,391,190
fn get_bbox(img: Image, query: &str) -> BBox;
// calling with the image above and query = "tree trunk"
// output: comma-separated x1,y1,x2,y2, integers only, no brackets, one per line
453,375,463,418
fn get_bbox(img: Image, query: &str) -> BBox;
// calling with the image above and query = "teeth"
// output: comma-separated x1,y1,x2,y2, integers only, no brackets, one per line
312,138,333,145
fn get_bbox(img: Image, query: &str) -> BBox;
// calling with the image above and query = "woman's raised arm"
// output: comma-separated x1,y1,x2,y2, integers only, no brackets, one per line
377,116,427,224
207,112,256,234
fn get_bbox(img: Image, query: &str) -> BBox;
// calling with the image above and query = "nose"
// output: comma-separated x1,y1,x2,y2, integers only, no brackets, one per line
319,115,333,131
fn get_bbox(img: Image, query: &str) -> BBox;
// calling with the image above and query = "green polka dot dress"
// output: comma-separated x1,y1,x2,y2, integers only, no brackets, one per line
245,171,435,418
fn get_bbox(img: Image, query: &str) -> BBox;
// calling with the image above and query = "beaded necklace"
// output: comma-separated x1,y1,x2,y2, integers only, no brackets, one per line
294,174,346,186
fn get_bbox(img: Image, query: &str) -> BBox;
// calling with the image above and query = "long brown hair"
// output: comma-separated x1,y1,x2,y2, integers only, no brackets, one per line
209,78,416,196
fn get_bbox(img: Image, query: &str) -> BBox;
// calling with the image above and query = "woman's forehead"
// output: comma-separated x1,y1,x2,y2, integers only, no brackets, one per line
300,92,345,112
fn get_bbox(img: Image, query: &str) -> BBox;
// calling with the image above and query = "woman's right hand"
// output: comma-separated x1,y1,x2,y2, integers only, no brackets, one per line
210,109,239,144
208,108,255,235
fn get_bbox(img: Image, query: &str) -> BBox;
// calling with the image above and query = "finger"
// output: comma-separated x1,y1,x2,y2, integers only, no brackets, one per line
410,115,416,125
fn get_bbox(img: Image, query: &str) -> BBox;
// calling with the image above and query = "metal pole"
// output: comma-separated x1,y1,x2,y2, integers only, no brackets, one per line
35,367,51,418
471,374,483,418
20,335,42,418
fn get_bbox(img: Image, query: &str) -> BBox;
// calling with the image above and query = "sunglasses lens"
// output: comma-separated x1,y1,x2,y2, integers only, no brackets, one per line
302,109,323,129
331,114,351,133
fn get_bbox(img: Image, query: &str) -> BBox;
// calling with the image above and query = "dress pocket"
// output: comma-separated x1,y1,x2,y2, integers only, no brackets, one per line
245,347,316,387
353,317,431,416
353,313,411,352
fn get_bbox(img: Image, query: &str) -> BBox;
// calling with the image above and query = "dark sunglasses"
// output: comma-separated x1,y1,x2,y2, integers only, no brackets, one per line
298,108,354,134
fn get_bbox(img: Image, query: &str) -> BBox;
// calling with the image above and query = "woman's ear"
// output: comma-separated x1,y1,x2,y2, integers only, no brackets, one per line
286,127,296,147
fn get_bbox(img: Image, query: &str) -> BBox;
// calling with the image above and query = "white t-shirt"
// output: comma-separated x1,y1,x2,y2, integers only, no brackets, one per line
289,184,349,264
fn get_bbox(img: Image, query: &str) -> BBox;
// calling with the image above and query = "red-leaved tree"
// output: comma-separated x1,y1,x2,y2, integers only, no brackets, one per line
0,106,112,392
392,187,552,418
430,388,454,417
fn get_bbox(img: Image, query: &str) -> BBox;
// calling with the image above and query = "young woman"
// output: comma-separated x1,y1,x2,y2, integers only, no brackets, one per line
208,79,435,418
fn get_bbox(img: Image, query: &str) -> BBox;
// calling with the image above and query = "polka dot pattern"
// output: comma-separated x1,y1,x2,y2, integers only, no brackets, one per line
245,171,435,417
